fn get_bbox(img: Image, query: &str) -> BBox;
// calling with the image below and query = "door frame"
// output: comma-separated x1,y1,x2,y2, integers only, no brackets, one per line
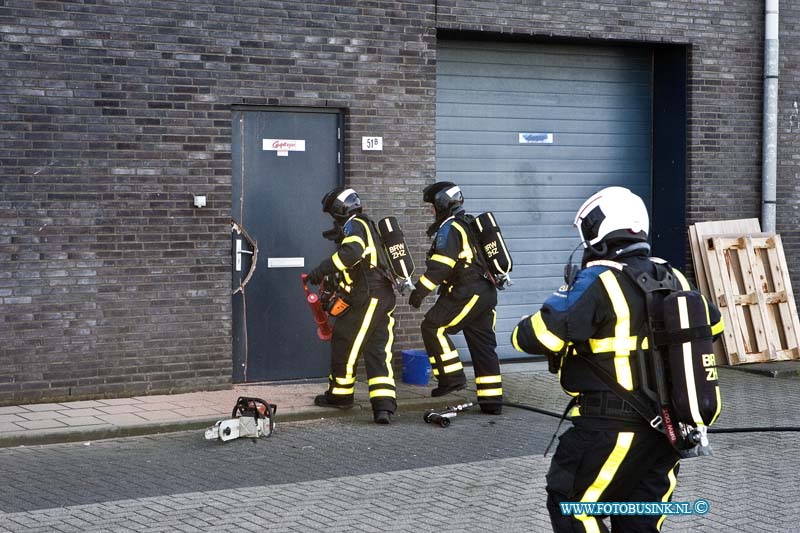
230,105,346,382
231,104,346,184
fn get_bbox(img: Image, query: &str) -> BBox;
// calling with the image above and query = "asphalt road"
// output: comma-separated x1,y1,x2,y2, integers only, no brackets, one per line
2,367,800,532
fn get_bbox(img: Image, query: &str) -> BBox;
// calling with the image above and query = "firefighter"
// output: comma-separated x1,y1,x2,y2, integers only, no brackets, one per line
307,187,397,425
408,182,503,415
512,186,723,532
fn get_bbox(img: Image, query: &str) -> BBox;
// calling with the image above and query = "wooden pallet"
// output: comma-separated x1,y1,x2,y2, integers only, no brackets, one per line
702,233,800,364
689,218,761,300
688,219,761,364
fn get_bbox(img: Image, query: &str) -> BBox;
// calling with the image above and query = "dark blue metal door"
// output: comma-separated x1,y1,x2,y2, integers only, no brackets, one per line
232,108,342,382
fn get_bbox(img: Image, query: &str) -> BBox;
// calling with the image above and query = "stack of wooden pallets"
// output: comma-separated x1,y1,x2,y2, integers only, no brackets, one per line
689,219,800,365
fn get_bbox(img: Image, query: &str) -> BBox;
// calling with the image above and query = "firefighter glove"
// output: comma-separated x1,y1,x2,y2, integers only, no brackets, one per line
408,288,425,309
307,267,324,285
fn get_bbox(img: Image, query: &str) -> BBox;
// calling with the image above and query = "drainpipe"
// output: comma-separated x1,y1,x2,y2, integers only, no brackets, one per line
761,0,779,233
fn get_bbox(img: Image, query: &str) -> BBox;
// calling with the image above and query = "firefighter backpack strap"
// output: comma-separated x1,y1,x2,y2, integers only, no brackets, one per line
577,353,664,431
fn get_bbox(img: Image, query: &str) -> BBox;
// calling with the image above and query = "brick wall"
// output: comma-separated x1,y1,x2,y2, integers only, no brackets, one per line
0,0,437,404
1,0,797,403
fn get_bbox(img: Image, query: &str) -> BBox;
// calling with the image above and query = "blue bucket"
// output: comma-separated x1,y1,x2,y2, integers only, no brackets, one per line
401,349,431,385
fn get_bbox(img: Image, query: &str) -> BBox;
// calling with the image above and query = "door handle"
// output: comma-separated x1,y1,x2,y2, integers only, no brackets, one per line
235,239,254,272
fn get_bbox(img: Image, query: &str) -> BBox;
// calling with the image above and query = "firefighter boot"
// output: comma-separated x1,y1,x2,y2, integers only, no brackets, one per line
373,410,393,425
314,392,354,409
479,402,502,415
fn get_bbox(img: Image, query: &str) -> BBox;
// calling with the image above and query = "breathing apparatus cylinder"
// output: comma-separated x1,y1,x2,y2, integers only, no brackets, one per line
376,216,416,291
659,290,721,431
473,212,512,276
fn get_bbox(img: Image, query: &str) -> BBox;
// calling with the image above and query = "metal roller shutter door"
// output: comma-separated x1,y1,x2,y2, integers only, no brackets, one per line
436,40,653,360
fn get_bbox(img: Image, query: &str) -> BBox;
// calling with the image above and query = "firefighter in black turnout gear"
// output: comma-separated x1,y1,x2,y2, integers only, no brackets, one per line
512,187,724,532
409,182,503,414
307,188,397,425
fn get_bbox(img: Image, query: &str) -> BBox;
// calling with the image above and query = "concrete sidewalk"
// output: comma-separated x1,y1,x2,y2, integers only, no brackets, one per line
2,359,794,448
0,364,544,448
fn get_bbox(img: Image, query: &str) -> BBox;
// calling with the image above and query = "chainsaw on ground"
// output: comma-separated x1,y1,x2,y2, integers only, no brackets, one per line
204,396,276,442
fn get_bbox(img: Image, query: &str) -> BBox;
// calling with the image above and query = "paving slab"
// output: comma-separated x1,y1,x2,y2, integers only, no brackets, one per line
0,359,796,449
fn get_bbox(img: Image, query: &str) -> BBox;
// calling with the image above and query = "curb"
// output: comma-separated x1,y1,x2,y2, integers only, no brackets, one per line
722,362,800,379
0,393,472,448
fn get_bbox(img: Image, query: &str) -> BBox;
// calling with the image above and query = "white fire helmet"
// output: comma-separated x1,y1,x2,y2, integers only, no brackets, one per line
574,186,649,248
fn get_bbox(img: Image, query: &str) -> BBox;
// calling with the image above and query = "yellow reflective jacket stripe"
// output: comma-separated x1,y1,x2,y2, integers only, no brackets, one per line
532,311,565,353
598,271,634,391
419,275,437,291
588,336,649,353
451,221,474,262
353,218,378,268
431,253,456,267
332,251,347,271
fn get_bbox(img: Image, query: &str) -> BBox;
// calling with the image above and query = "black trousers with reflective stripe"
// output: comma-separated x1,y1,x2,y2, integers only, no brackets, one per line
420,278,501,405
546,421,681,533
328,280,397,413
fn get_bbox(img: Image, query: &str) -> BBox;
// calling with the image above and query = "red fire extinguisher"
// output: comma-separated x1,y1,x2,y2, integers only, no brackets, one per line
301,274,333,341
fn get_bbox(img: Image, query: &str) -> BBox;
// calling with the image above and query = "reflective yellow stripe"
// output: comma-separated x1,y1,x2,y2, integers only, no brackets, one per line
678,296,705,427
333,375,356,385
512,326,523,352
672,268,691,290
354,218,377,268
419,275,437,291
711,316,724,336
599,271,634,391
369,388,396,399
576,432,634,532
343,270,353,285
492,309,496,332
331,386,354,395
613,357,634,390
438,350,459,362
661,461,679,502
383,311,395,380
702,294,724,337
443,361,463,374
451,221,473,262
532,312,565,352
477,388,503,397
369,376,395,386
436,295,479,354
345,298,379,378
432,368,440,376
475,375,501,384
657,460,680,531
332,251,347,271
342,235,366,248
710,386,722,425
588,336,649,353
431,253,456,267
